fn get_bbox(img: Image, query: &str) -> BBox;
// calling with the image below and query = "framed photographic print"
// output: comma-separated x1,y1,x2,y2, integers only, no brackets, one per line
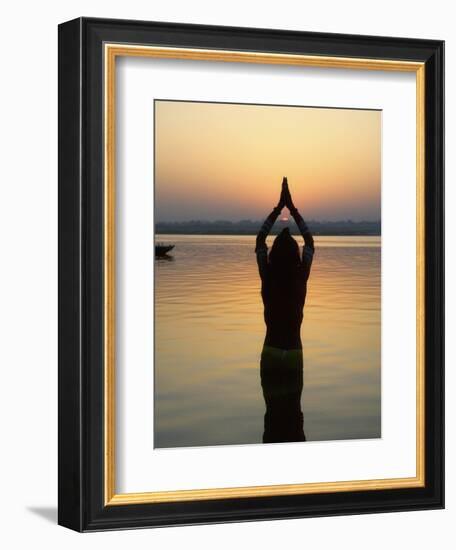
58,17,444,531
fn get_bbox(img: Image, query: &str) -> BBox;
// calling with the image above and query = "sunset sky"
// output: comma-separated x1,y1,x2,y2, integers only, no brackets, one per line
154,100,381,222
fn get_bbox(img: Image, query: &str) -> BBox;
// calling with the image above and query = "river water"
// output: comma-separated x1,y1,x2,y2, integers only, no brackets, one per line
154,234,381,448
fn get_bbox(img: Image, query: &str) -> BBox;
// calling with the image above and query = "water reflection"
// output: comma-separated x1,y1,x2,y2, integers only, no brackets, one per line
156,254,175,262
260,346,305,443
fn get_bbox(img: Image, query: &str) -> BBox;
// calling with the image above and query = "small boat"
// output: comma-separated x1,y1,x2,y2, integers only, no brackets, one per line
155,243,175,256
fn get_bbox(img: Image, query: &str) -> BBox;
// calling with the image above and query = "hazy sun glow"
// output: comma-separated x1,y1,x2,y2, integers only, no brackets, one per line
155,100,381,222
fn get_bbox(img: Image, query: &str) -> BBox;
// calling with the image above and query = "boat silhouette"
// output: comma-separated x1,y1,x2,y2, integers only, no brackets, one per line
155,243,175,256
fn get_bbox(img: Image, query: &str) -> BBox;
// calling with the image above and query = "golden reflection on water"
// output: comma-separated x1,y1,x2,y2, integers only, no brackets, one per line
154,234,381,448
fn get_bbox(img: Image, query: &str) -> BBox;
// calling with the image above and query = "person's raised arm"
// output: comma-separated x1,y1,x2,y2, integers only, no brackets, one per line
283,179,314,276
283,179,314,251
255,180,285,279
255,181,285,252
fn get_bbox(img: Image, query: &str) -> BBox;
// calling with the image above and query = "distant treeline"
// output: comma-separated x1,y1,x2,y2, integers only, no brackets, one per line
156,219,381,236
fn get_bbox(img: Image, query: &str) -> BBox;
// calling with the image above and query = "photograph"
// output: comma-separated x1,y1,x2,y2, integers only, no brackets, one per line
153,99,382,448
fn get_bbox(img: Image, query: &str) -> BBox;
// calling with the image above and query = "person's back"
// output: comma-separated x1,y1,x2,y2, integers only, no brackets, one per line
261,264,306,349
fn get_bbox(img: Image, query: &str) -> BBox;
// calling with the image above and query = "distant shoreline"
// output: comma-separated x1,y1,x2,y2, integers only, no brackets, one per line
156,220,381,237
155,231,380,237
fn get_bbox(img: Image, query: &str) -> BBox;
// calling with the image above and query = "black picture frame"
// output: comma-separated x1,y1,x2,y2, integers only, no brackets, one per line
58,17,444,532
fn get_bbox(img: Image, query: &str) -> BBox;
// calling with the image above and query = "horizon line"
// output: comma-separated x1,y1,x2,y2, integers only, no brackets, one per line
156,219,381,224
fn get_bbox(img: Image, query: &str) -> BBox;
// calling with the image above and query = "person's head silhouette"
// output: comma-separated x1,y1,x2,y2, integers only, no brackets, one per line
269,227,300,273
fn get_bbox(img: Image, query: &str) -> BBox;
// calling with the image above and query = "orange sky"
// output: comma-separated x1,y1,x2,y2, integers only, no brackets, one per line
154,100,381,222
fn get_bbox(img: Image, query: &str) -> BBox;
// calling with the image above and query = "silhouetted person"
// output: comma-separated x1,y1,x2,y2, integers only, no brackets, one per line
256,178,314,443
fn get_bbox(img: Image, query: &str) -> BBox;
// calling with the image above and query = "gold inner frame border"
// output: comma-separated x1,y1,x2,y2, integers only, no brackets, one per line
103,43,425,506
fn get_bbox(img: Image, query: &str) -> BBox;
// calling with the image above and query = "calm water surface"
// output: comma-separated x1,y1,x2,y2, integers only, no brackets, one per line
155,234,381,448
